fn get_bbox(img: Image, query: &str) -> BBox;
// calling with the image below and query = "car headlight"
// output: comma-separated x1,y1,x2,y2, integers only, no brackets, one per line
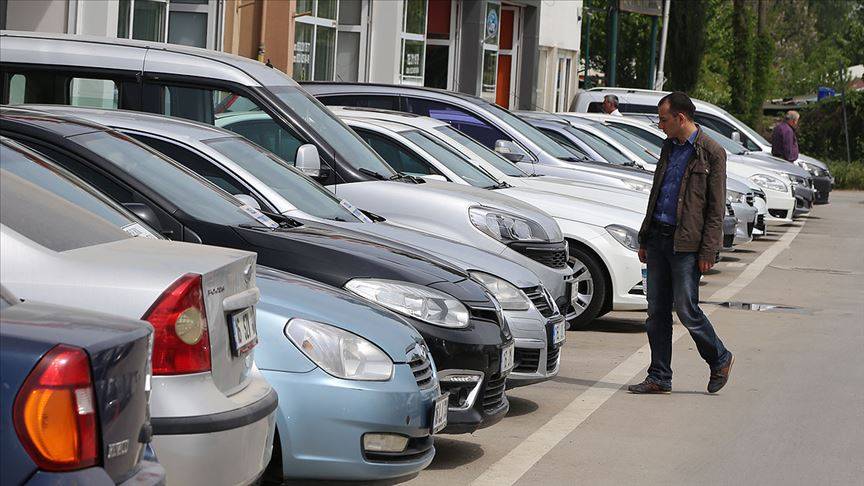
345,279,470,329
726,189,744,205
622,179,652,194
469,206,553,243
749,173,788,193
605,224,639,251
469,271,530,311
284,318,393,381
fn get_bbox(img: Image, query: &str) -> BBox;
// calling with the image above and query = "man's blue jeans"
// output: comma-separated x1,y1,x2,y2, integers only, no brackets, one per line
645,232,731,388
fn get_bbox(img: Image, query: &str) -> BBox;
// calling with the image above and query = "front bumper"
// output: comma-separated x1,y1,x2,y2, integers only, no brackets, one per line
793,185,815,217
731,203,757,245
812,175,832,204
506,313,565,388
262,365,438,481
503,241,573,314
763,188,796,223
588,231,647,311
723,214,737,249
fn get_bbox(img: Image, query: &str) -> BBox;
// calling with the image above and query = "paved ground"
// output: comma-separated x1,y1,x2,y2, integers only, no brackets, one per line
297,191,864,486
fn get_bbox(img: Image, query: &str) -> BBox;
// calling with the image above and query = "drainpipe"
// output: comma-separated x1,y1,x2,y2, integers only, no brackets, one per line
654,0,670,90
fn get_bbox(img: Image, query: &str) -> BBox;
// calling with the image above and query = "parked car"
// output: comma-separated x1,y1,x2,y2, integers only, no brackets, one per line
255,267,446,481
0,31,574,315
329,109,650,328
0,107,513,434
571,87,833,203
35,105,565,389
0,137,276,486
0,285,165,485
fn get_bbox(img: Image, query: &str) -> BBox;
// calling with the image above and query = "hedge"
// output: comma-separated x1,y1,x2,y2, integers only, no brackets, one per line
796,90,864,163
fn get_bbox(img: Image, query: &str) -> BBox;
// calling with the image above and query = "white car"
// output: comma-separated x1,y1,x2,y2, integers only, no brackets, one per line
333,109,649,328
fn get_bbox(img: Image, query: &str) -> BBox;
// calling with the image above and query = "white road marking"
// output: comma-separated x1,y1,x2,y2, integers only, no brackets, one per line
470,222,807,486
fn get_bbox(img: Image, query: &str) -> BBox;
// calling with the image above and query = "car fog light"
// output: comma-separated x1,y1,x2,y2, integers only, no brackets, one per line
439,374,481,383
363,433,409,453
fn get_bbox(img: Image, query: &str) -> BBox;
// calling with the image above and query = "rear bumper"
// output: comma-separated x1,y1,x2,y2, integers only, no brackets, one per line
24,460,166,486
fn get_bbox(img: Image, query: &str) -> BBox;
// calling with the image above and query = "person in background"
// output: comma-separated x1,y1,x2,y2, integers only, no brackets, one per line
771,110,800,162
602,94,623,116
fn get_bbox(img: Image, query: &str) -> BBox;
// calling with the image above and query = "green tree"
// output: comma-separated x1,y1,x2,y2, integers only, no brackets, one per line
728,0,754,124
692,0,733,107
751,0,774,132
665,0,708,93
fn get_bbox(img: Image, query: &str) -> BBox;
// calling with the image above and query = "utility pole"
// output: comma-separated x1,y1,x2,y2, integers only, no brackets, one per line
840,62,852,164
583,10,591,89
654,0,671,90
607,0,619,87
647,15,659,89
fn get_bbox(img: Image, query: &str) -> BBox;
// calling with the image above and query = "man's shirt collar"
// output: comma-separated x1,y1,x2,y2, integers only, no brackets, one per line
672,127,699,147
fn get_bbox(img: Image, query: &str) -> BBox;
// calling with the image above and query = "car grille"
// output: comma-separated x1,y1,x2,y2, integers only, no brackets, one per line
481,375,507,413
408,353,435,389
509,241,569,269
513,348,540,373
547,346,560,373
523,286,556,318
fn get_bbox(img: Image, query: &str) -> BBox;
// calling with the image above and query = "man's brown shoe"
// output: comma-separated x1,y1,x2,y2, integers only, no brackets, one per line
628,379,671,394
708,354,734,393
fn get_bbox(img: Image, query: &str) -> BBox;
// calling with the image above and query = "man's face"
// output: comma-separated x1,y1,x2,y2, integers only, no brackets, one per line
657,102,684,138
603,99,614,113
789,118,799,129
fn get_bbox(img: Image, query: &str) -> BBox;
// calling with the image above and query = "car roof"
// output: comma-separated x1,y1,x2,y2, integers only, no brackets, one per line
340,116,417,134
0,106,109,137
329,106,447,131
300,81,487,104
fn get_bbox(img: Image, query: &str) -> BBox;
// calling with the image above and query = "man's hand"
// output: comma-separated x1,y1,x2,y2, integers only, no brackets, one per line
698,258,714,273
638,247,647,264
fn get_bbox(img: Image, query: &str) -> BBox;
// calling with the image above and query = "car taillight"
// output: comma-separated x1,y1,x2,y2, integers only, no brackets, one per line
143,273,211,375
13,345,99,471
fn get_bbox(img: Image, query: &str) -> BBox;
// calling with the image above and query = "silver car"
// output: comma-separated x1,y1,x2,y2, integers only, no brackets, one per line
31,106,567,388
0,138,276,485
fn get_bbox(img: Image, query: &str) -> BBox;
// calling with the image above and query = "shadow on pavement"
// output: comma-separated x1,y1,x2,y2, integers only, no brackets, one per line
731,248,758,253
506,396,539,417
552,376,624,390
283,473,420,486
424,437,485,470
573,316,645,333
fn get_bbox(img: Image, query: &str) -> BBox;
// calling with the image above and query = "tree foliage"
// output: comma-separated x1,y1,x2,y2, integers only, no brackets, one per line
665,0,707,93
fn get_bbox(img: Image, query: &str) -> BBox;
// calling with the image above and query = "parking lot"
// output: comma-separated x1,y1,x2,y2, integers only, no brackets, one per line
335,191,864,486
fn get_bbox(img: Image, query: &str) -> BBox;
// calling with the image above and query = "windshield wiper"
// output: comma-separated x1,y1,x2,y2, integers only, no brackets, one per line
358,167,389,180
487,180,512,189
238,223,276,231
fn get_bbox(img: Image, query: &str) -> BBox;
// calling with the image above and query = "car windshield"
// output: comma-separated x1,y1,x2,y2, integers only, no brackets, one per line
566,125,635,166
434,125,528,177
68,131,272,228
480,103,574,159
606,121,665,152
204,137,363,222
1,142,141,251
268,86,398,177
400,129,502,188
701,125,750,154
602,125,659,165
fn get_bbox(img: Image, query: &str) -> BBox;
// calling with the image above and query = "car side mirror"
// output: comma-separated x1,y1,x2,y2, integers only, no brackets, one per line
233,194,260,210
731,131,741,143
494,139,526,162
422,174,448,182
295,144,322,177
123,202,166,234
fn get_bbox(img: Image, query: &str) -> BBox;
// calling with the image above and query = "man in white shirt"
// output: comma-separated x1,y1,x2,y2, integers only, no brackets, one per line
603,94,623,116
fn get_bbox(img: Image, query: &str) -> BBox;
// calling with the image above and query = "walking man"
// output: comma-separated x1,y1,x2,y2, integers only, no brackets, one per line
629,92,734,395
771,110,800,162
602,94,623,116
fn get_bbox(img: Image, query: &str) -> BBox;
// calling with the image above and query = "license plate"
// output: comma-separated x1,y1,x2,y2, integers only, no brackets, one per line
551,319,566,346
431,393,449,434
229,307,258,356
501,343,515,374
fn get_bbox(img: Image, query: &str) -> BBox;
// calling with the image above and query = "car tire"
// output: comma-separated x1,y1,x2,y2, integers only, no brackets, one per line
566,245,608,330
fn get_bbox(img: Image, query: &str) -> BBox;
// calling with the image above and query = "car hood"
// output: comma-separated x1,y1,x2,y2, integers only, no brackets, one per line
253,267,424,369
729,153,810,178
496,186,644,230
514,176,648,214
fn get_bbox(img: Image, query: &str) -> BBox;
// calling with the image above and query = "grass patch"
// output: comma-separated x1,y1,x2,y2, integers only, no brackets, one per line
826,160,864,190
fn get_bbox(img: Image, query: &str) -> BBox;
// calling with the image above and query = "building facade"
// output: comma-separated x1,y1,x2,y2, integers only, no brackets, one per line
536,0,582,112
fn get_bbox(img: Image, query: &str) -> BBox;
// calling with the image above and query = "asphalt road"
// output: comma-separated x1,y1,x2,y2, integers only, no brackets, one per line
297,191,864,486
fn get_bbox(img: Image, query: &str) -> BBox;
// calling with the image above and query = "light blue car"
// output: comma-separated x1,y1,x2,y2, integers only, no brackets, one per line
253,267,446,481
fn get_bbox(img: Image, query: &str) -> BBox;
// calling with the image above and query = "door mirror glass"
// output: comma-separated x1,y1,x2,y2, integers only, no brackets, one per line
295,143,322,177
122,203,165,234
494,139,526,162
233,194,260,210
731,131,741,143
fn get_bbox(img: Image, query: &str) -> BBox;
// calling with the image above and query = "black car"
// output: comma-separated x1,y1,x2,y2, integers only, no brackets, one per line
1,107,513,434
0,285,165,485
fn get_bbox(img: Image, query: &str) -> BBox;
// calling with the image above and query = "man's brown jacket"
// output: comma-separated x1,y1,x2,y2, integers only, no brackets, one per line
637,128,727,260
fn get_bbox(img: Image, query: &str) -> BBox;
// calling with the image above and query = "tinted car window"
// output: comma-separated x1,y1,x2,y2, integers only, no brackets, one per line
607,122,665,152
354,129,436,176
402,97,511,148
67,131,269,227
538,127,586,155
400,129,500,188
600,125,658,165
566,126,634,166
481,103,575,159
0,143,133,251
434,125,528,177
218,118,305,165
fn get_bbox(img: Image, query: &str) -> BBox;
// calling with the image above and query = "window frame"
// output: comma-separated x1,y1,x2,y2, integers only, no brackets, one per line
399,0,429,86
294,0,340,82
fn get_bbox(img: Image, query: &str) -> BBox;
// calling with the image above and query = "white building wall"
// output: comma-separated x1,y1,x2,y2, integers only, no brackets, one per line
4,0,68,33
74,0,120,37
536,0,582,111
366,0,402,84
538,0,582,51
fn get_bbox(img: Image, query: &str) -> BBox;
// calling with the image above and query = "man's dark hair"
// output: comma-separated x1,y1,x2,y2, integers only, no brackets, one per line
658,91,696,120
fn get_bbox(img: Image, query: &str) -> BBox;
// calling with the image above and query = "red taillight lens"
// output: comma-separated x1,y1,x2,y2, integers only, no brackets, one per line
143,273,211,375
13,345,99,471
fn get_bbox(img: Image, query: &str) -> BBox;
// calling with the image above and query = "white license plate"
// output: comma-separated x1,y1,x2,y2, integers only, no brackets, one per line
431,393,449,434
230,307,258,356
551,319,566,346
501,343,515,374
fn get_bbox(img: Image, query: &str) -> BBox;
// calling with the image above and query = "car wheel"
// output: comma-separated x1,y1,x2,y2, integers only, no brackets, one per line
566,246,608,330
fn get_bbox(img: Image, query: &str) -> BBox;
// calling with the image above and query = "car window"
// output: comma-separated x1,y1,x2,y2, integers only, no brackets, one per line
607,122,664,152
0,143,137,252
1,70,127,107
481,102,575,159
538,127,586,155
203,137,363,223
319,94,400,110
400,129,501,188
354,128,436,176
600,125,658,165
219,118,305,165
565,126,635,166
67,131,271,228
402,97,512,148
701,126,750,155
434,125,528,177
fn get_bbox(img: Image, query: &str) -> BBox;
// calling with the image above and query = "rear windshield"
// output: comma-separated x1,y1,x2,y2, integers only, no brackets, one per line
0,143,136,251
67,131,270,227
434,125,527,177
204,137,362,222
400,129,501,188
